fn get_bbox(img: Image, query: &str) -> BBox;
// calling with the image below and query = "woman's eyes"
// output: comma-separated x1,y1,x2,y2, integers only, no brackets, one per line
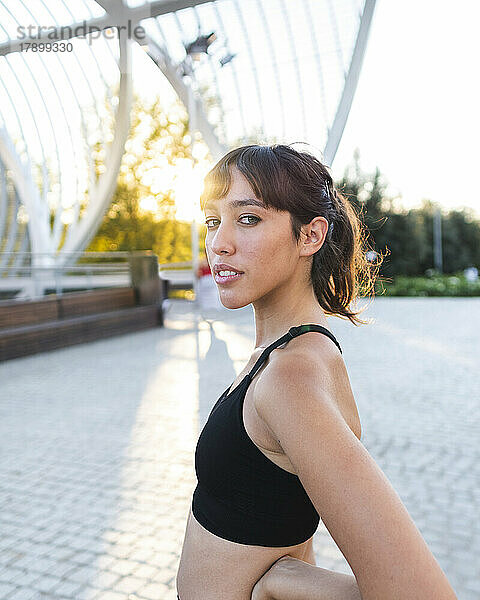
204,215,260,228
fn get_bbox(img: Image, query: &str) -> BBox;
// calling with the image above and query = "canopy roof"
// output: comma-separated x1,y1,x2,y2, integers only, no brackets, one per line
0,0,375,287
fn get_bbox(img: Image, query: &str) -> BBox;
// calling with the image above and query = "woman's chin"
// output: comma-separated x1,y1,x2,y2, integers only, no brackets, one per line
217,292,251,310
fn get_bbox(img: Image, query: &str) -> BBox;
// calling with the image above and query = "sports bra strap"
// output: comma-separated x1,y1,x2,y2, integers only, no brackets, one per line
247,323,342,381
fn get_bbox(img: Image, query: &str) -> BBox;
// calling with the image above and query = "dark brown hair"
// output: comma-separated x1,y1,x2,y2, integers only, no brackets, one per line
200,143,382,325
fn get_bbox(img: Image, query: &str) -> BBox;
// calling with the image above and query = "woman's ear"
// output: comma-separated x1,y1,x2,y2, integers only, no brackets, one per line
299,216,329,257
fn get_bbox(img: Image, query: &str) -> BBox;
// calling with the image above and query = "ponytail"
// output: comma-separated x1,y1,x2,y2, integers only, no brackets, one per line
310,185,381,325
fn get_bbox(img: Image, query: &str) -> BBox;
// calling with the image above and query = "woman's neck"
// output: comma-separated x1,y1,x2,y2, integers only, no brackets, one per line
252,308,328,350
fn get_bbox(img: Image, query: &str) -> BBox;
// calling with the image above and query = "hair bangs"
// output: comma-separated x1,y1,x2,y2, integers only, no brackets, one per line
200,145,289,213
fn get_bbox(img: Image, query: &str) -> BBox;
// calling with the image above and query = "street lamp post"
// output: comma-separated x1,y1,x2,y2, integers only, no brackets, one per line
183,57,200,302
181,30,218,304
180,30,235,304
433,205,443,274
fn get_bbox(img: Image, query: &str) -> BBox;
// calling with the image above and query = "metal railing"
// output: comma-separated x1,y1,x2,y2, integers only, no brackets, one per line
0,252,199,301
0,252,143,300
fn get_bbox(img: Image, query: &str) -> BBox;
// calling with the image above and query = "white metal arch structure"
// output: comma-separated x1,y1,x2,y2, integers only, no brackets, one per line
0,0,135,287
0,0,375,294
144,0,376,163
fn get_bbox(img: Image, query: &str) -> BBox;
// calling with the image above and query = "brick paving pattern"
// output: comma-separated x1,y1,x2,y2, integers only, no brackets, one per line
0,297,478,599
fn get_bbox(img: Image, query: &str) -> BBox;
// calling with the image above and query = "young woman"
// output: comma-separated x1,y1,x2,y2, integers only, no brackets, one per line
175,144,457,600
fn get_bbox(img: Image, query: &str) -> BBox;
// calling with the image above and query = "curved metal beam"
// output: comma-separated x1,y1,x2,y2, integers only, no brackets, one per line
0,0,213,56
55,0,118,250
17,0,82,252
145,35,226,160
210,1,248,143
0,158,7,253
326,0,346,75
191,5,228,144
323,0,376,166
303,0,329,133
0,190,19,270
278,0,307,140
58,33,133,266
11,224,29,275
0,25,53,256
256,0,286,140
0,127,49,255
231,0,266,137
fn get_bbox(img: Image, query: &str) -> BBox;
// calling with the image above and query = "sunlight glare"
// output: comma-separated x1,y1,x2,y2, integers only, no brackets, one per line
172,157,211,222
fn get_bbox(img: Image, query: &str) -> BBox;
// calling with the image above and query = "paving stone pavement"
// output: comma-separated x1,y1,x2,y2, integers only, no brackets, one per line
0,297,478,599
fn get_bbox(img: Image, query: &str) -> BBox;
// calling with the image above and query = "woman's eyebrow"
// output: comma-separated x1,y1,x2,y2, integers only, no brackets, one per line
205,198,266,210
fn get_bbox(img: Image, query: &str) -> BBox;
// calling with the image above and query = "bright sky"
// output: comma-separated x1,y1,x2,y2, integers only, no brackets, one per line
134,0,480,221
334,0,480,217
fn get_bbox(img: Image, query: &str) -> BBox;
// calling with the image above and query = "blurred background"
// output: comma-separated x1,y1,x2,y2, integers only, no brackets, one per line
0,1,479,599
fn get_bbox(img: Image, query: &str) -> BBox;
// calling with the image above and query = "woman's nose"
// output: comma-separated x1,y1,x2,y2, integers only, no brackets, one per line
210,223,234,255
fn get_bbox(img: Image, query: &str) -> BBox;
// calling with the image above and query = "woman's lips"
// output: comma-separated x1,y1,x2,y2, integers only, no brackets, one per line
214,272,244,284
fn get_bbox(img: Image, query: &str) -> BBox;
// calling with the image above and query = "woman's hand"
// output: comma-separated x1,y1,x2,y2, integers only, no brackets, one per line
250,558,279,600
251,555,362,600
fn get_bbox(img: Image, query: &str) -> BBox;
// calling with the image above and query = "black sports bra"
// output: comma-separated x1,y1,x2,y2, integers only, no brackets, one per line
192,323,342,547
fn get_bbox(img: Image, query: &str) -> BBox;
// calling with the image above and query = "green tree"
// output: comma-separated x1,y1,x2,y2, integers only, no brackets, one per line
442,208,480,272
336,152,480,276
87,93,210,260
336,149,393,272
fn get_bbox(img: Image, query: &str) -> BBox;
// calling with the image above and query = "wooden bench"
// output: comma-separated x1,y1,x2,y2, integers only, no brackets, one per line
0,286,163,362
0,294,59,329
59,287,136,318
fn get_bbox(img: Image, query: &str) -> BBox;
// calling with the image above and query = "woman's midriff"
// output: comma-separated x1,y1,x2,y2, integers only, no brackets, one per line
176,507,315,600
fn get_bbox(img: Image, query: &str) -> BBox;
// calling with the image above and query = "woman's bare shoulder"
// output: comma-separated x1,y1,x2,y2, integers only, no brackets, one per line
256,334,362,441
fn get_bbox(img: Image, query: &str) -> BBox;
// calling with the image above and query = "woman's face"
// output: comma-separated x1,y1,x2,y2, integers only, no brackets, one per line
203,167,302,309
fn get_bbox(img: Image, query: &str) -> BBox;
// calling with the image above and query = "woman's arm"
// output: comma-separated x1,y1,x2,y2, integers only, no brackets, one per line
254,352,457,600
